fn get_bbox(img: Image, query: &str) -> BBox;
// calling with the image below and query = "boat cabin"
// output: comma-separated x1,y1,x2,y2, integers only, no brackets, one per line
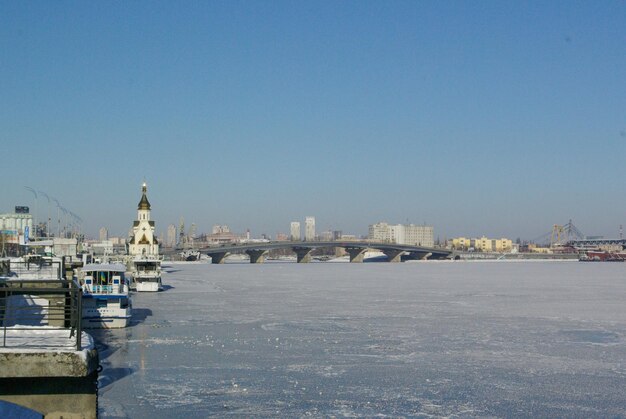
82,263,127,294
134,260,160,273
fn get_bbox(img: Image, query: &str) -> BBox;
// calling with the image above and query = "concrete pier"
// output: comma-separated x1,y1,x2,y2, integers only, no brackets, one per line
383,249,404,263
0,374,98,419
293,247,313,263
0,332,99,419
416,251,432,260
0,276,99,419
210,252,228,264
246,249,267,264
345,247,366,263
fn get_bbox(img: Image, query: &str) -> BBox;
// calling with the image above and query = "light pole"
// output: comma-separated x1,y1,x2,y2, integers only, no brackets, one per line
70,212,77,238
24,186,37,239
52,198,61,238
75,215,83,239
38,191,51,238
60,207,68,238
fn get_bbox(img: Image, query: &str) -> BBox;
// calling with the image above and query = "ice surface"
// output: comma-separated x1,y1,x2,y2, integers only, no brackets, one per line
95,260,626,418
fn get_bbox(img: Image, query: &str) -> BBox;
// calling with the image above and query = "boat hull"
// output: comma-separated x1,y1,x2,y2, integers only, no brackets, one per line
136,279,161,292
133,258,163,291
580,251,626,262
82,295,132,329
83,315,131,329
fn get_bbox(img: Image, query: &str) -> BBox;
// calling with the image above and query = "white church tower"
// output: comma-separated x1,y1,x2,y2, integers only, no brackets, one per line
128,182,159,257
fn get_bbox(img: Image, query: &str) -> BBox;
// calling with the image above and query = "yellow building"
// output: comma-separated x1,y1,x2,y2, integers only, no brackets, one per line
450,236,513,252
527,244,552,254
493,238,513,252
451,237,471,250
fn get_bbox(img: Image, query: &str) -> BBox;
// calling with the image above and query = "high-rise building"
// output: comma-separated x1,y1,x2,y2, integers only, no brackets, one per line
290,222,301,241
305,216,316,241
212,225,230,234
403,224,434,247
368,222,434,247
208,225,238,244
319,230,333,241
0,211,33,244
0,212,33,233
368,222,391,242
99,227,108,241
167,224,177,248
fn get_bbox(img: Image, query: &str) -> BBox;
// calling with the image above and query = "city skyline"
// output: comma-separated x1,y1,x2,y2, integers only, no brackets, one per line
2,2,625,240
0,188,609,245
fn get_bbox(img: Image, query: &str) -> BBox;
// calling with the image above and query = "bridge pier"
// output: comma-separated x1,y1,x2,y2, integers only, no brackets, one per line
345,247,366,263
293,247,313,263
246,249,267,264
383,249,404,263
210,252,228,264
408,251,432,260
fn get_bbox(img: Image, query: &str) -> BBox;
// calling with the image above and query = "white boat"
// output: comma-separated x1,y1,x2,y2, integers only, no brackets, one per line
180,249,200,261
80,263,132,328
133,257,162,292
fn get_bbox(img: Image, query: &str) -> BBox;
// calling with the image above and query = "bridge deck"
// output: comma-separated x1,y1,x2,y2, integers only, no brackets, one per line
190,241,451,263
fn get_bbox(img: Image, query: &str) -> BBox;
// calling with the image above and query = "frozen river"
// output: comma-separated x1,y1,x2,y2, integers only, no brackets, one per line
94,260,626,418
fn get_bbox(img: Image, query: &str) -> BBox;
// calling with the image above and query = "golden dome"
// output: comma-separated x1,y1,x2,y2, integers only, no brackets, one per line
137,183,151,210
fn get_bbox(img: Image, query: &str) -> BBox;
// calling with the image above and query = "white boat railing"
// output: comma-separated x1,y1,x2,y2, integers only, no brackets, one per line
134,271,160,278
84,284,115,294
83,281,126,295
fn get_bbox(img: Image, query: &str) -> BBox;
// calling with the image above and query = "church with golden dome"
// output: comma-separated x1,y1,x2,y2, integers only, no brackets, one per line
128,182,159,257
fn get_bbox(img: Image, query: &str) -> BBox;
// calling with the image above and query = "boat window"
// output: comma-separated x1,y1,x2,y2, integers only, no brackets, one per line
96,299,107,308
120,298,129,309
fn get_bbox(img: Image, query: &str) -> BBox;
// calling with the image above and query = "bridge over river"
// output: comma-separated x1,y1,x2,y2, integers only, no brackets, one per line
195,241,452,264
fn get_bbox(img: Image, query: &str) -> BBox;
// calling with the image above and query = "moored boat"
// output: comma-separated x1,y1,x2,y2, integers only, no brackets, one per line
180,249,200,261
80,263,132,328
133,256,162,292
579,250,626,262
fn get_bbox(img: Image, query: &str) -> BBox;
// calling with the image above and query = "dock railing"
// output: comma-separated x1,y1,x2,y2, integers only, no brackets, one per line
7,258,65,281
0,278,83,351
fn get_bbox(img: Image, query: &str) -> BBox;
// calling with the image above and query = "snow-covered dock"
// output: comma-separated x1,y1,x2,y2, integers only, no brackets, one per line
0,327,97,377
0,276,100,418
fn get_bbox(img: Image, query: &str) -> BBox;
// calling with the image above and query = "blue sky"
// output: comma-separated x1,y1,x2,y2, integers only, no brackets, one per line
2,1,625,240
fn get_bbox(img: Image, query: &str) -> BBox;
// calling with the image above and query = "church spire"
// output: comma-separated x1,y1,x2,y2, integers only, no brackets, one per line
137,182,151,210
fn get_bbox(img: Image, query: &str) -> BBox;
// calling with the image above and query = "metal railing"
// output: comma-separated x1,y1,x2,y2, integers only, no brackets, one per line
0,279,83,351
83,284,122,294
5,259,64,281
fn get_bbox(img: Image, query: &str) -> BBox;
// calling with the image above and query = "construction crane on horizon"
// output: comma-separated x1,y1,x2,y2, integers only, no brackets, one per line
532,219,585,247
